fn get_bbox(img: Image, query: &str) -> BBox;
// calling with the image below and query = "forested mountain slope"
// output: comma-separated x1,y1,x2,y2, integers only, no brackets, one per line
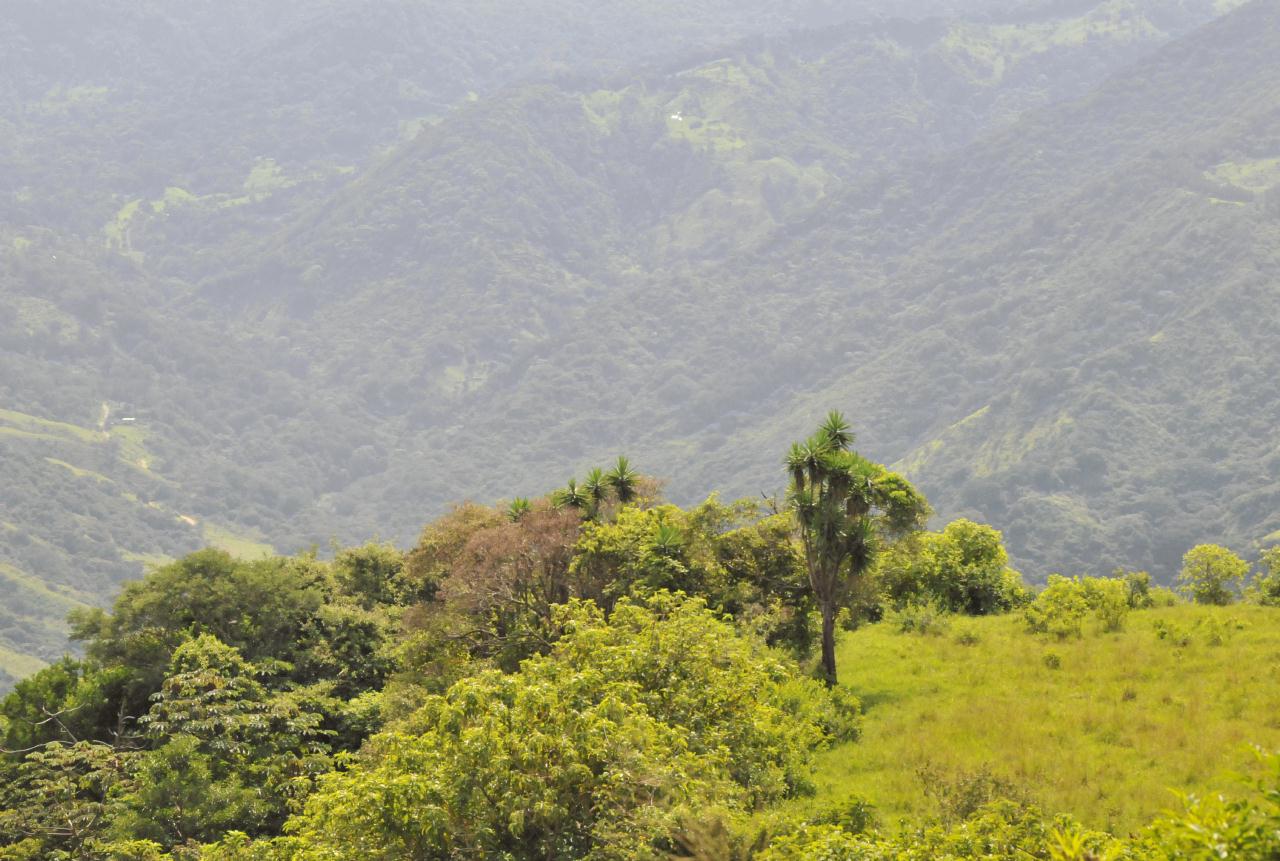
760,0,1280,572
1,0,1020,236
187,0,1270,569
0,0,1273,683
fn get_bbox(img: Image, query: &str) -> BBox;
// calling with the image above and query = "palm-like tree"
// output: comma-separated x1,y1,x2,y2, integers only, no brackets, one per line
605,456,639,504
553,478,589,512
583,467,610,519
649,521,685,557
507,497,532,522
787,410,929,686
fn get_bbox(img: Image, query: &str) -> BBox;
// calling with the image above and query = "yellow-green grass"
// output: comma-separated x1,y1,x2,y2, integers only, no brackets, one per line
1207,157,1280,193
201,523,275,559
0,408,100,444
809,605,1280,834
943,3,1161,85
120,550,171,569
0,644,47,683
43,457,112,483
109,423,154,470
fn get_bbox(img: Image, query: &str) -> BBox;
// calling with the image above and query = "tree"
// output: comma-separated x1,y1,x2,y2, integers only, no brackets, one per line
282,594,854,861
402,503,505,602
786,412,929,686
605,456,639,504
583,467,610,519
1177,544,1248,605
0,740,132,859
569,505,720,609
69,549,328,696
331,542,405,610
553,477,590,511
1,659,136,751
436,501,583,669
714,509,815,656
111,635,333,845
879,519,1026,615
1249,546,1280,606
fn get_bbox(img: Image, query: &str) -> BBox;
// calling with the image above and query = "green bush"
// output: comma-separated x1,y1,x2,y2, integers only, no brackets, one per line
1152,618,1193,647
1116,568,1153,609
277,593,855,860
878,520,1028,616
1248,546,1280,606
757,800,1118,861
1024,575,1131,639
1136,748,1280,859
1024,576,1090,639
755,750,1280,860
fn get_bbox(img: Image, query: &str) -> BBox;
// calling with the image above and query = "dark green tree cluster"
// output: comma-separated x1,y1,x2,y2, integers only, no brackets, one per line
1,448,862,858
0,546,402,859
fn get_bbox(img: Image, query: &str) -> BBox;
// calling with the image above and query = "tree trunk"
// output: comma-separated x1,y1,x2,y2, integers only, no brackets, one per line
820,601,838,688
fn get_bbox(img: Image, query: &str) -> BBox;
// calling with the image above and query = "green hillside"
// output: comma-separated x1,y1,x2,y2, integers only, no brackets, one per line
182,0,1271,579
2,0,1277,680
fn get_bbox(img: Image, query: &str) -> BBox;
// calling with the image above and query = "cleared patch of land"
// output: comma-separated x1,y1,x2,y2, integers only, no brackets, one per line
201,523,275,559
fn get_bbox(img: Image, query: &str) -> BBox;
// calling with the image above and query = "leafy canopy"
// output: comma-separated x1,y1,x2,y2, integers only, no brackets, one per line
280,593,856,861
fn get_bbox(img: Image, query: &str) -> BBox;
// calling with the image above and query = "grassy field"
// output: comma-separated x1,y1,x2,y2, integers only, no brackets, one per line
808,604,1280,834
201,522,275,559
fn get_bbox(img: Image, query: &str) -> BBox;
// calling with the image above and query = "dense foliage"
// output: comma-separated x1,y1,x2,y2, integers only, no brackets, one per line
263,594,855,861
878,519,1028,616
2,443,1279,858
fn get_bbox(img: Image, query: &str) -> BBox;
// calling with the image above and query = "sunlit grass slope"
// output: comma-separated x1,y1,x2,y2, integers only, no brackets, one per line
812,605,1280,834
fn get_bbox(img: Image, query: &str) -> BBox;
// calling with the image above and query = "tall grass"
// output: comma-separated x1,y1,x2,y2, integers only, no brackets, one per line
806,604,1280,833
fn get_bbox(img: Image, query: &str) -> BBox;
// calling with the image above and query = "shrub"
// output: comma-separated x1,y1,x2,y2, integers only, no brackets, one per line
1025,575,1130,639
878,520,1027,616
916,764,1027,825
893,602,951,636
1025,576,1090,639
809,795,878,835
1079,577,1129,633
1153,618,1192,647
1116,568,1153,609
1138,748,1280,858
281,593,855,860
1248,546,1280,606
757,800,1119,861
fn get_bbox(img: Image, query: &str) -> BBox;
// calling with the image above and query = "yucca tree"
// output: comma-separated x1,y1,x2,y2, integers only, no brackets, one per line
583,467,610,519
787,411,929,686
553,478,590,511
507,497,532,522
605,456,639,504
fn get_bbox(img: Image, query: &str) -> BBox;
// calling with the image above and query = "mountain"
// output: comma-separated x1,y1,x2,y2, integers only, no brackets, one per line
1,0,1275,686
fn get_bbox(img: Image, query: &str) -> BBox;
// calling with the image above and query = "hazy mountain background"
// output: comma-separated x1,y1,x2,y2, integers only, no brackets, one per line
2,0,1276,687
